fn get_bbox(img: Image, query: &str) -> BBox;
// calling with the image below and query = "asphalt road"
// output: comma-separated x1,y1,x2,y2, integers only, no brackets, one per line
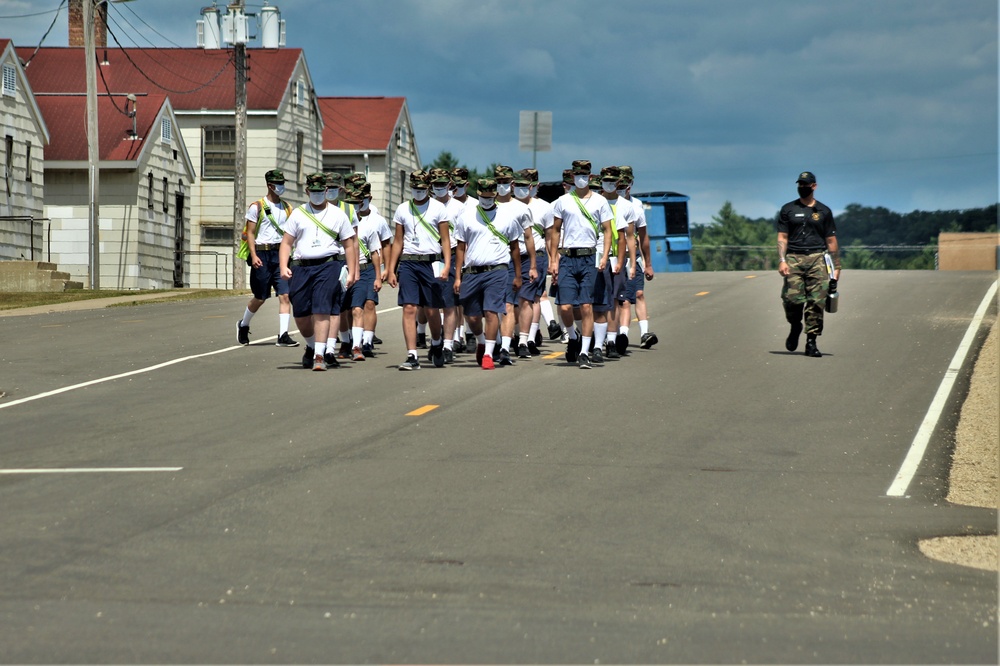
0,270,996,664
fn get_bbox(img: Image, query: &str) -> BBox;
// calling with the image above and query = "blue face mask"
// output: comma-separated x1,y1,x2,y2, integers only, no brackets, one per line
325,187,340,201
271,183,285,197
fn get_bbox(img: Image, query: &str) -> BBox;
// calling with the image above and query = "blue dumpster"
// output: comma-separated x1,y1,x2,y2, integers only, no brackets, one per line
632,191,691,272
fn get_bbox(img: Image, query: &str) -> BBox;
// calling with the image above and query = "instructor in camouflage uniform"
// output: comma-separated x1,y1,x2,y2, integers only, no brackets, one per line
777,171,840,358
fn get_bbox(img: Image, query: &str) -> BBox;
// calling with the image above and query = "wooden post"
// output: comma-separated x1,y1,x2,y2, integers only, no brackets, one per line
83,0,100,289
232,36,247,290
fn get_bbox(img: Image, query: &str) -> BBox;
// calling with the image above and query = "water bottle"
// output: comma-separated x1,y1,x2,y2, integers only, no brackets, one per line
826,278,839,313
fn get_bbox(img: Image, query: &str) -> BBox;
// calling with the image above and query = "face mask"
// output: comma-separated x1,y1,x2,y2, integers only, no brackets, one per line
478,196,496,209
271,183,285,197
797,186,813,199
513,186,530,199
496,183,512,197
412,188,428,201
325,187,340,201
574,175,590,189
601,181,616,193
617,189,629,198
432,186,450,199
453,185,467,198
309,191,327,206
359,199,371,212
529,185,538,198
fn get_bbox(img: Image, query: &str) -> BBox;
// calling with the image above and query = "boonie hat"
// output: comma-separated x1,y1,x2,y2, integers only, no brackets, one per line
600,166,620,180
305,173,328,191
264,168,285,183
513,169,532,186
571,159,591,175
429,168,451,184
325,172,345,188
796,171,817,184
409,170,429,188
477,178,498,196
523,168,539,183
587,175,601,189
451,167,470,185
562,169,573,184
494,165,514,180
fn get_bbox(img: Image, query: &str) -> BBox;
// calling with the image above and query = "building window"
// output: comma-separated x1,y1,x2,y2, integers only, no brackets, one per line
294,79,304,108
162,177,169,212
327,164,353,176
202,126,235,179
161,117,172,144
295,131,304,184
147,172,154,209
202,226,232,246
25,142,31,182
397,122,409,151
1,64,15,97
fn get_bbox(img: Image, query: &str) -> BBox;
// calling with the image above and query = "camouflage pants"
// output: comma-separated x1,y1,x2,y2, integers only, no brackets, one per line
781,252,829,336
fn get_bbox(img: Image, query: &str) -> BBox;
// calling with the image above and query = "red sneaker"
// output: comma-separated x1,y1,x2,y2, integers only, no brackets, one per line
481,354,495,370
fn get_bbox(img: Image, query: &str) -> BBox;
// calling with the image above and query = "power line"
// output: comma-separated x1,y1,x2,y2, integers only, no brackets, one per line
117,1,185,49
21,0,66,69
0,3,62,19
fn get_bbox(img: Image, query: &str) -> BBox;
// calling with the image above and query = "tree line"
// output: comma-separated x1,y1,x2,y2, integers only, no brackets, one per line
691,202,997,271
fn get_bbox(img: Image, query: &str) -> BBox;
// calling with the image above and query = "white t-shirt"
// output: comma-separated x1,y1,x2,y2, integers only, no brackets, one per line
354,217,383,265
284,202,355,260
246,197,291,245
601,195,636,268
526,197,554,256
496,198,533,255
627,196,646,229
363,210,392,246
454,203,524,268
392,197,449,255
551,190,613,250
437,196,467,250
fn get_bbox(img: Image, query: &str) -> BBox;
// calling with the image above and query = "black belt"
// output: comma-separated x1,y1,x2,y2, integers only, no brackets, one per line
519,253,529,259
255,243,280,251
559,247,596,257
359,262,375,271
293,254,345,267
401,253,443,262
464,264,507,275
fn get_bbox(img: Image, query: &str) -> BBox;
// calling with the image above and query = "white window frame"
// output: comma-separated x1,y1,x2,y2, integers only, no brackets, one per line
1,64,16,97
160,117,172,144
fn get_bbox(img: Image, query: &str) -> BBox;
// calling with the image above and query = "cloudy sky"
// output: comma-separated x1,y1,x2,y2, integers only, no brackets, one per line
2,0,997,226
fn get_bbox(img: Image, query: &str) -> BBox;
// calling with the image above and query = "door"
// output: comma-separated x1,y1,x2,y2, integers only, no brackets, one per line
173,190,185,287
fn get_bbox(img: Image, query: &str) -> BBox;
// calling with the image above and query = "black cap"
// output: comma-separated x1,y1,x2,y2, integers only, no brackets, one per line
796,171,816,184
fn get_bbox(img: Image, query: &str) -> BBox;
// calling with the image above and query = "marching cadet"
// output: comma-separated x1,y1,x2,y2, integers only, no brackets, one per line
237,168,298,347
513,168,553,357
386,170,452,370
494,165,536,365
452,178,525,370
339,183,383,362
618,165,658,350
278,173,358,371
449,167,477,352
598,166,637,359
522,168,562,346
429,168,465,364
550,160,613,369
356,182,392,357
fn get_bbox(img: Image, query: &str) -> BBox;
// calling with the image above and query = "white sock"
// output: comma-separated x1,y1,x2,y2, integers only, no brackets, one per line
485,340,496,356
278,312,290,334
594,322,608,346
476,333,486,345
407,349,417,358
620,325,630,339
443,338,453,350
580,336,592,355
540,299,555,324
327,337,337,349
567,326,579,340
240,308,254,327
304,335,315,347
639,319,649,336
339,330,351,344
417,322,426,334
315,341,326,357
608,331,617,345
518,332,529,346
501,336,512,352
431,337,441,347
528,322,539,340
351,327,363,347
362,330,374,345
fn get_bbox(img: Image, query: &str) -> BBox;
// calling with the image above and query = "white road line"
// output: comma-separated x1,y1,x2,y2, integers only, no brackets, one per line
0,304,404,411
886,280,998,498
0,467,183,474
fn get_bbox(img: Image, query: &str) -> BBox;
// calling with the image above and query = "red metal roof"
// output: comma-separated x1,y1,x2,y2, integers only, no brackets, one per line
36,93,170,162
318,96,404,152
17,46,302,112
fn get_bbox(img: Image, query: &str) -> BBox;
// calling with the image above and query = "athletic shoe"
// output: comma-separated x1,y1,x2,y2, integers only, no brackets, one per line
312,355,326,371
606,344,620,360
559,331,570,344
640,332,658,349
324,351,340,368
275,332,299,347
591,346,604,364
361,343,375,358
302,346,314,368
352,346,365,362
398,354,420,371
337,342,351,359
547,320,562,340
578,352,593,369
517,344,531,359
453,339,466,354
565,336,580,363
534,329,543,347
431,343,445,368
527,340,540,356
416,332,427,349
785,322,803,352
476,344,486,367
465,331,477,346
499,348,514,366
615,332,629,355
372,335,383,345
481,354,495,370
443,347,454,364
237,321,250,345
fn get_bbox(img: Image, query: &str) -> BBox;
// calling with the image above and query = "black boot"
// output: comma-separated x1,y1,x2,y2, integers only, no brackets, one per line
804,334,822,358
785,321,803,352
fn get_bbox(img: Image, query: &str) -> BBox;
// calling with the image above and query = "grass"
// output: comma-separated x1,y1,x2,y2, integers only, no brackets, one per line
0,289,241,311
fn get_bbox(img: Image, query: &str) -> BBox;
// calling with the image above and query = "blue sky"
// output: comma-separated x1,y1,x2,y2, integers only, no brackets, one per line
2,0,996,226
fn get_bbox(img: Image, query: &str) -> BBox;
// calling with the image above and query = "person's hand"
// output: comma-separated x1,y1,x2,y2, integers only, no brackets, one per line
374,278,382,293
597,256,607,271
513,276,522,291
529,266,538,282
281,266,292,280
387,272,398,288
834,268,841,281
778,260,790,277
251,255,263,269
453,278,461,295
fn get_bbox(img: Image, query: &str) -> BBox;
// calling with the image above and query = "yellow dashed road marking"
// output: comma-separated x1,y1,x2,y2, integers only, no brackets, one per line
696,291,710,296
406,404,440,416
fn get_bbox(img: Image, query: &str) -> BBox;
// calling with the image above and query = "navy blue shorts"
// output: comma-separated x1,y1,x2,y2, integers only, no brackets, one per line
249,249,289,300
289,259,344,317
624,268,645,304
460,268,508,317
441,252,458,309
397,260,445,308
342,264,376,310
612,265,629,303
514,254,547,303
593,265,614,313
556,254,597,307
530,254,549,301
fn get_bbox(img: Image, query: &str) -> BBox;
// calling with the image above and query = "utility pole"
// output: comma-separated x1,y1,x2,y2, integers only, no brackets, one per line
229,1,248,290
83,0,100,289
